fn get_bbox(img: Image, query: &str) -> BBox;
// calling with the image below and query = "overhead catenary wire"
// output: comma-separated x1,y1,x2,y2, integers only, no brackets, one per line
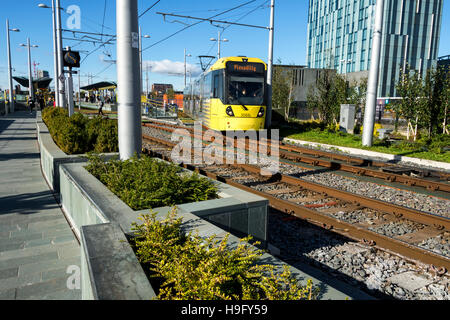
139,0,161,18
142,0,257,52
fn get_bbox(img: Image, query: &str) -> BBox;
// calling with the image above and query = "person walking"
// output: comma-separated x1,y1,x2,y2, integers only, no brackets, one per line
28,98,35,114
98,98,104,116
38,95,45,111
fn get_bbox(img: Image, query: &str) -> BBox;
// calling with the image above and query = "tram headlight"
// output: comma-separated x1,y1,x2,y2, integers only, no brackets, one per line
257,107,265,118
226,106,235,117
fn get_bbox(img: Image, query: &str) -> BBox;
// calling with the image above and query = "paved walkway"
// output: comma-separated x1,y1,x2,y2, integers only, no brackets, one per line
0,110,81,300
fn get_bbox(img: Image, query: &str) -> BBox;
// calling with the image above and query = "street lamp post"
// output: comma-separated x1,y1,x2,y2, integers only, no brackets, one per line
184,48,191,88
21,39,39,102
138,27,150,97
38,1,60,107
6,20,20,114
210,31,229,60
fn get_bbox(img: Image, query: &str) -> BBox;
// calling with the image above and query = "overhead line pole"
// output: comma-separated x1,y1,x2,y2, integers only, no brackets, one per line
52,0,61,106
117,0,142,160
362,0,384,147
266,0,275,129
55,0,66,108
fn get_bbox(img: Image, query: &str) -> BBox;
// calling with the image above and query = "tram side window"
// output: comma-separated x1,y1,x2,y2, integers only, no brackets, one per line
213,73,223,101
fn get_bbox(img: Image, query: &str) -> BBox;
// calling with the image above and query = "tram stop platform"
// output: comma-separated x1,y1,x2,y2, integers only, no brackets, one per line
0,110,81,300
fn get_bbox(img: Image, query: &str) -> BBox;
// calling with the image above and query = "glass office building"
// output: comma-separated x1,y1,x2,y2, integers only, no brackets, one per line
307,0,443,97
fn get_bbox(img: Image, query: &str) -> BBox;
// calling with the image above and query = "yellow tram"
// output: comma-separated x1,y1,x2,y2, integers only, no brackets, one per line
183,56,267,131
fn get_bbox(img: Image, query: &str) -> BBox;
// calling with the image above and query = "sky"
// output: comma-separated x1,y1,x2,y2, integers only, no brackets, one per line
0,0,449,92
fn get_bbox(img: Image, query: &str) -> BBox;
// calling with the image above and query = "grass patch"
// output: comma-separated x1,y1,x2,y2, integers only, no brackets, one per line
281,123,450,163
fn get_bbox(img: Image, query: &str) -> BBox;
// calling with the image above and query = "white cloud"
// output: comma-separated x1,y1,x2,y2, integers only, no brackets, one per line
143,59,202,77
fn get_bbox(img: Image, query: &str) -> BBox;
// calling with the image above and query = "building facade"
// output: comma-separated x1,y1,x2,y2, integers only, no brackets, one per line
151,83,173,95
273,65,336,120
307,0,443,97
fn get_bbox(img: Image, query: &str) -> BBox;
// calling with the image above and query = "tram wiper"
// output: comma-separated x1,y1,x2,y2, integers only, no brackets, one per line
237,98,249,111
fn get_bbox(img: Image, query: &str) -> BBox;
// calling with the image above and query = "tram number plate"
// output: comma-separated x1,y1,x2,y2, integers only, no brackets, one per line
241,113,251,118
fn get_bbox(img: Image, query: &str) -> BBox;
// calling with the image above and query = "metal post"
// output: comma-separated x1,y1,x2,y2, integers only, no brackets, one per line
117,0,142,160
6,20,12,114
139,26,143,96
362,0,384,147
55,0,66,108
218,30,221,59
265,0,275,129
51,0,60,107
27,38,34,101
78,70,81,110
67,67,74,116
146,67,149,98
184,48,187,87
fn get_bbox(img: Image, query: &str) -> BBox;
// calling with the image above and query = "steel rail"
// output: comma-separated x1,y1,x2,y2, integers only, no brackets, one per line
141,133,450,272
142,121,450,193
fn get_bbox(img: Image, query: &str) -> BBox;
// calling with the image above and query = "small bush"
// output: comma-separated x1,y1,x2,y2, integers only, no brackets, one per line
94,120,119,153
131,208,317,300
85,154,219,210
41,107,118,154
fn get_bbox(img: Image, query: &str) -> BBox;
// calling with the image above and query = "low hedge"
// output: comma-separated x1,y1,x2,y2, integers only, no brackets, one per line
85,154,219,211
42,107,118,154
131,208,317,300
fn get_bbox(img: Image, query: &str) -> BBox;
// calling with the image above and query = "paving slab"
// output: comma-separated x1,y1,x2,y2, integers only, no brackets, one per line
0,111,80,300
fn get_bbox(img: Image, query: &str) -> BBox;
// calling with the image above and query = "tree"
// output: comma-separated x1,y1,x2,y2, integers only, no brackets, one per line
306,71,353,128
395,64,449,139
349,77,368,122
423,66,449,135
272,62,294,121
442,73,450,134
395,65,424,140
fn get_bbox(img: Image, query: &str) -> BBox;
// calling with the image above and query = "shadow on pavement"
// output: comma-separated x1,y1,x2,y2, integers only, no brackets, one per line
0,190,59,216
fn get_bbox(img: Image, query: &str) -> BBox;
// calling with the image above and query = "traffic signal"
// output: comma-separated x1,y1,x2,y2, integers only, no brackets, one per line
62,50,81,68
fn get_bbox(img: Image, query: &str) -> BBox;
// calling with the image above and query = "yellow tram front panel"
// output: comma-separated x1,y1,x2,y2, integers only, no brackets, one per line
209,101,265,131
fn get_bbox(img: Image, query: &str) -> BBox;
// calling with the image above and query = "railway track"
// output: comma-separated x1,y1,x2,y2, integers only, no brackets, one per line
140,128,450,273
142,120,450,195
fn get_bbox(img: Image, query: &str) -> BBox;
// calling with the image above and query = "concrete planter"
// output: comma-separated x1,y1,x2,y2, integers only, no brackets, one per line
58,160,371,300
36,111,118,194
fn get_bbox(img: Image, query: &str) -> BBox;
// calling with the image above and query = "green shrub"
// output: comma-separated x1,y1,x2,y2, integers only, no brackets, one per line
131,208,317,300
41,107,118,154
85,116,104,150
94,120,119,153
85,154,219,210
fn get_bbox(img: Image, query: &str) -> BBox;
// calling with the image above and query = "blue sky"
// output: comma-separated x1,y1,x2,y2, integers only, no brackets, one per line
0,0,449,92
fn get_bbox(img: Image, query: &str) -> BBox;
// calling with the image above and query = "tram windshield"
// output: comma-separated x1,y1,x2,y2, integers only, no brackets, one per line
227,76,265,106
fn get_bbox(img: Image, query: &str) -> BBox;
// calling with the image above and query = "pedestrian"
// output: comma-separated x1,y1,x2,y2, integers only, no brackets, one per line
98,98,104,116
28,98,35,114
38,95,45,111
